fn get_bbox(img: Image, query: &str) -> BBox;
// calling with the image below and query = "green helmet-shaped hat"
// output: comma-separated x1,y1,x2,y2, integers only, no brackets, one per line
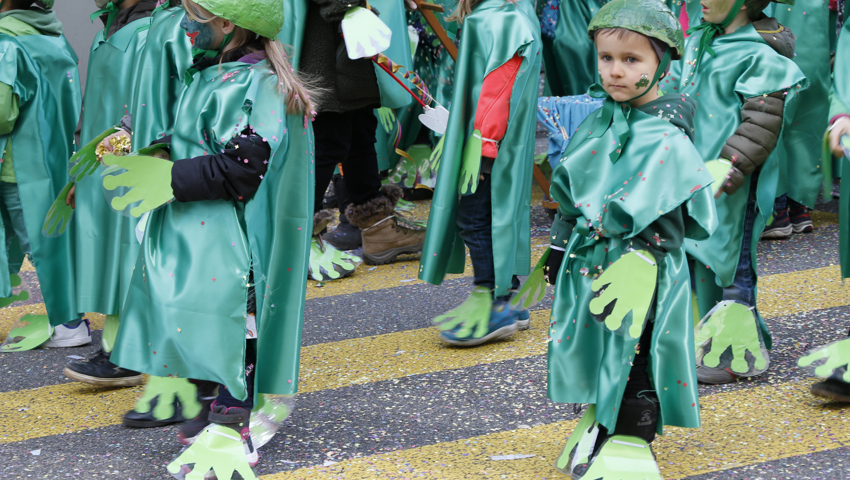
587,0,685,60
192,0,284,39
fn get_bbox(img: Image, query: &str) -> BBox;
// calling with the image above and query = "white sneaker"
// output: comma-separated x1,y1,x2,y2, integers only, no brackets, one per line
43,319,91,348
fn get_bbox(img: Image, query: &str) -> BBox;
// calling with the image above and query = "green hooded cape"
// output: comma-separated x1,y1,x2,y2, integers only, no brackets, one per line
670,24,806,293
130,5,192,148
418,0,541,297
0,32,81,325
74,16,151,315
112,61,313,399
768,0,830,207
547,96,717,432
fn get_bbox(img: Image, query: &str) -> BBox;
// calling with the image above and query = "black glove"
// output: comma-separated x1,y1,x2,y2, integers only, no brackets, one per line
544,248,565,286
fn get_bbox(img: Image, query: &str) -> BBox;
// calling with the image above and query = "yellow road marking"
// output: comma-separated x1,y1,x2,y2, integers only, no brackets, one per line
263,379,849,479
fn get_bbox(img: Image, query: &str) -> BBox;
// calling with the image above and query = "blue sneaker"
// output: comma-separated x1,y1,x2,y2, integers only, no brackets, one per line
439,301,519,347
515,309,530,330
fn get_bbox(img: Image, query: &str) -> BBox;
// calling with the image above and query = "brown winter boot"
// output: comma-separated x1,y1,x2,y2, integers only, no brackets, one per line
346,185,426,265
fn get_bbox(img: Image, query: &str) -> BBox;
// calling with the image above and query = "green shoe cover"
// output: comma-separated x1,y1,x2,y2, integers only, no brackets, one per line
432,286,493,339
308,238,361,281
1,314,52,352
694,300,768,376
250,394,297,449
167,424,257,480
554,404,598,474
134,376,201,421
510,249,550,311
578,435,662,480
799,338,850,382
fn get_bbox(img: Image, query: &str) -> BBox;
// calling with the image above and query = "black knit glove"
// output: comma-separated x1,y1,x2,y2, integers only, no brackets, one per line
544,248,565,286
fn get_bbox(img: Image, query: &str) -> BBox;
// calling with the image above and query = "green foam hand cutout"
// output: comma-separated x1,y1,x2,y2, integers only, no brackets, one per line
694,301,767,374
459,130,482,194
581,435,662,479
433,286,492,338
2,314,51,352
101,154,174,218
309,238,360,281
798,338,850,382
340,6,392,59
167,424,257,480
589,250,658,339
68,127,120,182
377,107,397,134
134,376,201,421
704,159,734,197
509,249,550,311
42,182,75,237
0,273,28,309
555,405,597,473
429,135,444,177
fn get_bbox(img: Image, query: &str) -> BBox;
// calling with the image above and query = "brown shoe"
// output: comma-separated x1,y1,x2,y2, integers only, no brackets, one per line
346,185,426,265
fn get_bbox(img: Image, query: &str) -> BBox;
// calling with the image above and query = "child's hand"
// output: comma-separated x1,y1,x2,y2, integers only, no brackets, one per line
65,184,75,209
829,117,850,158
97,130,131,162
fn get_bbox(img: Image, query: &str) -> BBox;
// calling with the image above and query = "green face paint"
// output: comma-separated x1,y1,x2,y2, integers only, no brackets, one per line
635,73,650,89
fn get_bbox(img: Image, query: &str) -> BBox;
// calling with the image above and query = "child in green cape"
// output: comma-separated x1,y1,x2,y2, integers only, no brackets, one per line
671,0,807,385
544,1,717,476
100,0,313,474
63,0,159,387
0,0,85,350
418,0,542,347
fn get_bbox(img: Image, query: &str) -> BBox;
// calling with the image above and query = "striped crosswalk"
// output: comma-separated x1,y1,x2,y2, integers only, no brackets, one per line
1,195,848,478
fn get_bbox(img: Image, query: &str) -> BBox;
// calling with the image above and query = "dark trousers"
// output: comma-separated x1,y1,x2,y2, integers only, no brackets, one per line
455,171,519,300
313,108,382,214
195,339,257,409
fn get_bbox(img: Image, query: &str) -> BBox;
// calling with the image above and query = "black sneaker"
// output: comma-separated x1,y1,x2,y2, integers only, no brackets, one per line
208,404,258,466
324,215,362,251
760,208,792,240
789,205,814,233
123,395,185,428
178,395,216,445
811,378,850,402
64,348,144,387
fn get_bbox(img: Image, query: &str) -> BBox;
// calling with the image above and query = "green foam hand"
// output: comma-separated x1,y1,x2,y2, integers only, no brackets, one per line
429,135,444,176
68,127,120,182
1,314,51,352
377,107,397,134
798,338,850,382
250,394,296,449
509,249,550,311
42,182,75,237
459,130,482,194
704,159,734,197
695,302,767,374
340,6,391,59
0,274,29,309
589,250,658,339
101,154,174,218
433,286,492,338
167,424,257,480
134,376,201,421
309,238,360,281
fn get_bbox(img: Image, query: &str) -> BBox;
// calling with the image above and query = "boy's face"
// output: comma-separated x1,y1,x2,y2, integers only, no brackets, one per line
700,0,737,24
595,30,660,105
179,11,225,50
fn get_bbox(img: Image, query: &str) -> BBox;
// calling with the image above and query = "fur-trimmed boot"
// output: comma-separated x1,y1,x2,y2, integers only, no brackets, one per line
309,210,361,281
346,185,426,265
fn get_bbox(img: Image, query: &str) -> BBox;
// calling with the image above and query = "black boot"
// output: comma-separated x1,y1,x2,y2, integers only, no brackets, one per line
123,395,185,428
178,382,217,444
811,378,850,402
64,348,144,387
324,212,362,250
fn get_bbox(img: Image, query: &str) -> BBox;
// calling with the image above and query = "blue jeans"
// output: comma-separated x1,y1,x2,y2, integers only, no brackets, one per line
722,176,757,307
773,194,804,213
0,181,31,259
455,171,519,301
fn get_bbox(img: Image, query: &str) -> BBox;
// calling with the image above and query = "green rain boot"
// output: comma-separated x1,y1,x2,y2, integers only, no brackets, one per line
123,376,201,428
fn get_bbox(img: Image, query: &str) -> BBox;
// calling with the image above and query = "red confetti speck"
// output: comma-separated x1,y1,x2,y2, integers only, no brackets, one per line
591,150,597,155
201,221,205,225
683,383,688,387
212,277,216,282
677,380,682,384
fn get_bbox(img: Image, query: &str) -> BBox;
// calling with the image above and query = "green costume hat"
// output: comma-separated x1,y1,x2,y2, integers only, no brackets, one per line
587,0,685,60
191,0,284,39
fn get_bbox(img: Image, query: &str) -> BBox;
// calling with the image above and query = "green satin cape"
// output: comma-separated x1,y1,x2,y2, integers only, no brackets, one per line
418,0,541,297
112,61,313,399
546,104,717,432
0,35,81,325
768,1,830,207
541,0,603,97
130,6,192,148
670,24,806,289
74,17,150,315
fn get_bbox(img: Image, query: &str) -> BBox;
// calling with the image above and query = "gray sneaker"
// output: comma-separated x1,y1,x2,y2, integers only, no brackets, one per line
696,366,738,385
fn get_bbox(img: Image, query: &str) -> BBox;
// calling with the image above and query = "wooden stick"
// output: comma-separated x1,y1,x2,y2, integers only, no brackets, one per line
412,0,458,62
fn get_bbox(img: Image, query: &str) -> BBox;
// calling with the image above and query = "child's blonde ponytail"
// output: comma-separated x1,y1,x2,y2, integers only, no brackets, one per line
262,37,316,116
